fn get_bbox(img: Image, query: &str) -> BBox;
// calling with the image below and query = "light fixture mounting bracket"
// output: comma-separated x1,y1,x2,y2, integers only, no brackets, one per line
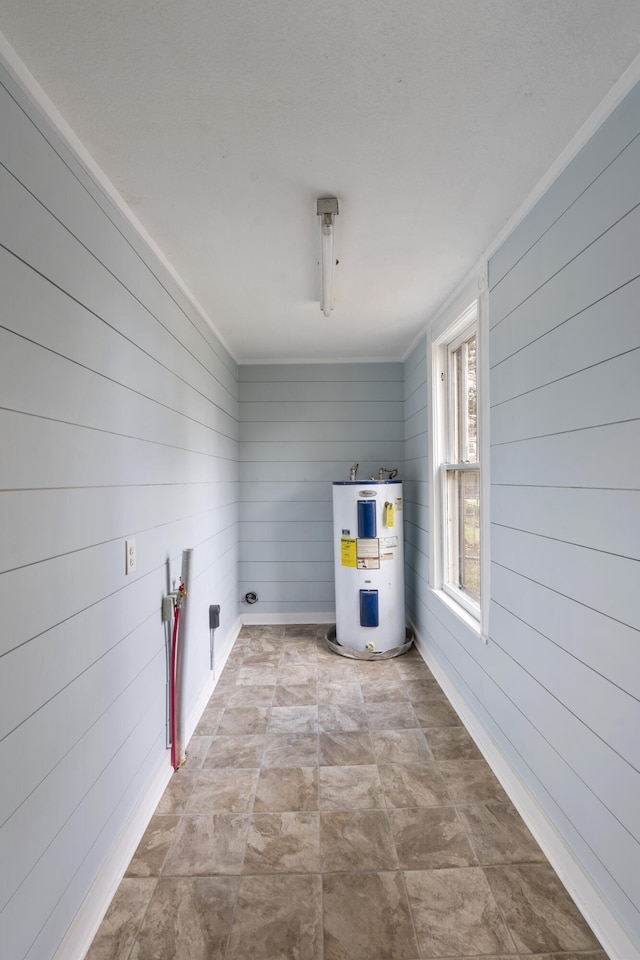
317,197,339,218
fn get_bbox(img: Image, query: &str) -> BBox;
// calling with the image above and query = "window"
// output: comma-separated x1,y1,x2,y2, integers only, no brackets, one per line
443,325,480,610
432,300,482,623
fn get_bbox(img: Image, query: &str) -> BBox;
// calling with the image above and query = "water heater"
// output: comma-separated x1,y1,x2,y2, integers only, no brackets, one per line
328,479,412,659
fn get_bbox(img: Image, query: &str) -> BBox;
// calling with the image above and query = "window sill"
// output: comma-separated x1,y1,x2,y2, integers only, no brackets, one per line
429,587,482,641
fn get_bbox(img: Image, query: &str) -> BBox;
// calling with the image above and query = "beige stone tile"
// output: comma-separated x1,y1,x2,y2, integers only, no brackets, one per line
182,736,213,770
262,733,318,767
371,728,433,764
404,867,515,958
403,678,443,702
193,705,225,735
226,874,322,960
413,694,462,727
273,680,318,705
125,816,180,877
90,626,605,960
202,734,265,768
319,764,385,811
360,680,409,702
85,878,156,960
224,684,276,706
425,725,483,760
239,623,285,643
239,625,285,641
254,766,319,812
206,686,234,708
365,700,419,729
318,703,369,731
320,809,397,871
216,706,270,735
284,623,325,638
155,771,198,814
354,659,394,679
277,662,318,685
323,871,418,960
393,658,435,680
317,680,363,704
317,658,359,680
186,768,259,814
223,648,248,664
485,863,603,954
316,642,339,663
242,811,320,873
389,806,477,869
280,637,320,662
457,803,547,865
437,760,510,803
242,649,281,667
162,814,249,875
237,665,279,686
128,877,239,960
268,705,318,734
379,761,451,808
319,731,375,765
540,953,609,960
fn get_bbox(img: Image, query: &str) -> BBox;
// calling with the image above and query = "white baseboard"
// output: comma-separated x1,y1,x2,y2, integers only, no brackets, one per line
409,619,639,960
55,756,172,960
212,616,243,680
240,611,335,625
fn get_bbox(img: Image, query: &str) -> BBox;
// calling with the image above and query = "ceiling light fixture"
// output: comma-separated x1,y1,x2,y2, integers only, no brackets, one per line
317,197,339,317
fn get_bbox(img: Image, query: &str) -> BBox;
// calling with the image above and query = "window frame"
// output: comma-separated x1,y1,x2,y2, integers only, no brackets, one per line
438,322,481,620
429,290,489,640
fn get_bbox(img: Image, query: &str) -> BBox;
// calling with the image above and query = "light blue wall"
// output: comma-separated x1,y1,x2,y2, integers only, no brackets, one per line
238,363,405,617
405,82,640,949
0,66,240,960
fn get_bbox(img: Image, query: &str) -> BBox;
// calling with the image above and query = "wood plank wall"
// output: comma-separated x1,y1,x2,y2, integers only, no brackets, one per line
487,79,640,944
0,67,240,960
238,363,405,617
404,82,640,949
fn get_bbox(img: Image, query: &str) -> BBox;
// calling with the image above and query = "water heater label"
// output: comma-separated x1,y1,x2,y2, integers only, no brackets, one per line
395,497,403,511
380,536,398,549
356,538,380,569
340,537,357,567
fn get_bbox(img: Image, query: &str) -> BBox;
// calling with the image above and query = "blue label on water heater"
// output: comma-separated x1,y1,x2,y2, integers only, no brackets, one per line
360,589,379,627
357,500,377,539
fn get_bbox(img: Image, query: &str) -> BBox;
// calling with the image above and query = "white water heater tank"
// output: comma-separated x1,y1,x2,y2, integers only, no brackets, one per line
331,480,407,656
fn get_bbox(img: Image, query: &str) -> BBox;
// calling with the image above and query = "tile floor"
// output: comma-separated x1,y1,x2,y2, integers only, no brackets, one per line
86,623,608,960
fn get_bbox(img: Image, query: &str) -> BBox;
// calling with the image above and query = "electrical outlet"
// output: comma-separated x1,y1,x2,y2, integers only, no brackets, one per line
125,539,136,575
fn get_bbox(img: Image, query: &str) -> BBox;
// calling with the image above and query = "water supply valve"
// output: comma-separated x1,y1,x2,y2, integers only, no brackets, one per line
161,578,188,621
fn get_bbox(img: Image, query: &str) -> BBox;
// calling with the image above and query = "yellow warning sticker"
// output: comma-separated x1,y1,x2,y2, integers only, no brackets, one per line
341,537,357,567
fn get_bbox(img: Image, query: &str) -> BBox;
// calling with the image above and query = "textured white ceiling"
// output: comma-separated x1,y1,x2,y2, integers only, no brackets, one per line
2,1,640,362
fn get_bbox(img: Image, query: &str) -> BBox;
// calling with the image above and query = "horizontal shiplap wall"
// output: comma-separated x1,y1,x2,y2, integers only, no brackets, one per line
238,363,404,616
403,336,429,637
404,82,640,954
486,79,640,948
0,66,240,960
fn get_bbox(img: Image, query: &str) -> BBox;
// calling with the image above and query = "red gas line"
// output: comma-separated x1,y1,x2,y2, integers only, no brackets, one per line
169,579,187,771
170,603,180,770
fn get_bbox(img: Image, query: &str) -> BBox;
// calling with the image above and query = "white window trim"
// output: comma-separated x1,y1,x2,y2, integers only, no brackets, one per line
428,274,490,643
